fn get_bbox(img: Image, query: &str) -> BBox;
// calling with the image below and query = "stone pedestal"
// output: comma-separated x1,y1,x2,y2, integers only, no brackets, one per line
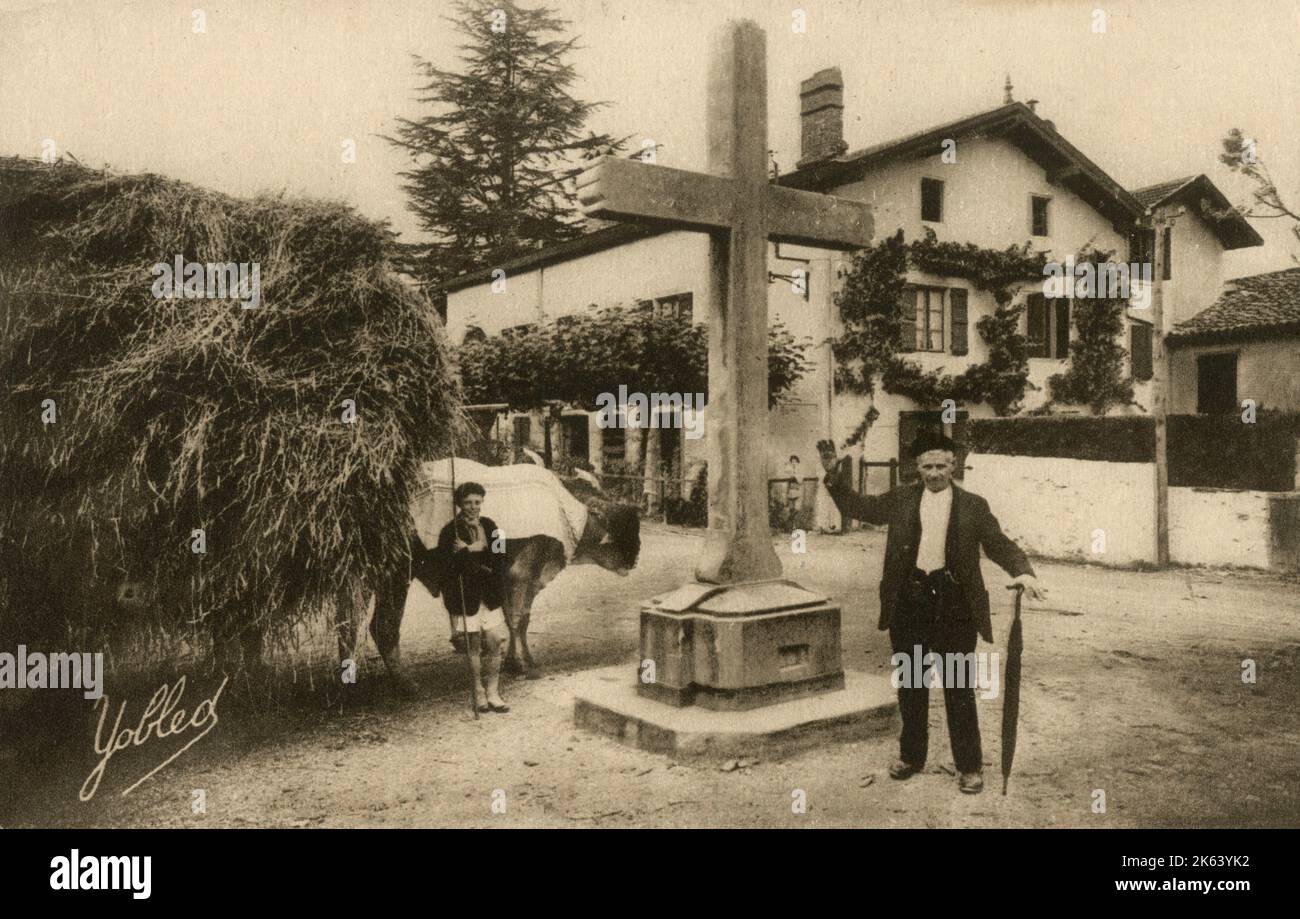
638,579,844,711
573,581,898,759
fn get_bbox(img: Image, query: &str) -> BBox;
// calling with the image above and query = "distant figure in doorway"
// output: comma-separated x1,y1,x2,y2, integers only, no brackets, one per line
784,455,803,515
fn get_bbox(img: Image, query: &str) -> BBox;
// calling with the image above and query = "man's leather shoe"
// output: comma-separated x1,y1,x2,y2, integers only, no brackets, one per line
888,760,922,780
958,771,984,794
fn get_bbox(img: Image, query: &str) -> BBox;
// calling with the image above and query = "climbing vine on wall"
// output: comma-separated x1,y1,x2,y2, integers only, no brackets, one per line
1043,248,1139,415
832,228,1048,446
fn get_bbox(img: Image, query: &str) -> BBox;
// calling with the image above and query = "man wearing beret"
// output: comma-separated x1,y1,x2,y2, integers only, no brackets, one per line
817,433,1045,794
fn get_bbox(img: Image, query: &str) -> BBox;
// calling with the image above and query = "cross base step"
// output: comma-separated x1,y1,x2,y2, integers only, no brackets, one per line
571,665,897,759
637,670,845,711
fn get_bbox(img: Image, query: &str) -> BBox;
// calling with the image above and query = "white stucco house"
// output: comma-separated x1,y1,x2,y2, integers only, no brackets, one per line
443,68,1262,520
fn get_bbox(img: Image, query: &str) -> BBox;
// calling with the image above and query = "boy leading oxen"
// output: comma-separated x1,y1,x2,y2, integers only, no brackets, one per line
365,460,640,696
435,481,510,713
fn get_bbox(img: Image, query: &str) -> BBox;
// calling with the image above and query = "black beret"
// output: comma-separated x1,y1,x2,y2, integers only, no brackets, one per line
908,431,958,458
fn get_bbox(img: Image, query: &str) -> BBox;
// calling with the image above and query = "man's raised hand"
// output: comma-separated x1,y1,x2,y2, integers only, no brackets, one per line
815,439,839,474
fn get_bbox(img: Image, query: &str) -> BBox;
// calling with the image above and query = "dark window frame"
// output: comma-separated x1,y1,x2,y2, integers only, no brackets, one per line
1129,228,1155,269
1196,351,1238,415
1025,293,1070,359
1030,194,1051,237
653,291,694,323
920,177,944,223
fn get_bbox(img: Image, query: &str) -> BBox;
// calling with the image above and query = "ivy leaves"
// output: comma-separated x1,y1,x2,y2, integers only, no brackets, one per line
457,303,810,413
1044,248,1138,414
831,229,1047,442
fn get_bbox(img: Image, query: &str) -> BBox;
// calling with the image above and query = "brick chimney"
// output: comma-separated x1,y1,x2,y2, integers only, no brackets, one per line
797,67,847,168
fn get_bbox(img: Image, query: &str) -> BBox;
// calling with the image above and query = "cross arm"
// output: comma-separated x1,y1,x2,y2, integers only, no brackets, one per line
764,185,873,251
576,156,735,232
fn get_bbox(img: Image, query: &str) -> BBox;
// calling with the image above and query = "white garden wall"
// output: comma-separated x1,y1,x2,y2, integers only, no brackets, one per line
1168,487,1273,569
964,453,1155,565
965,452,1289,570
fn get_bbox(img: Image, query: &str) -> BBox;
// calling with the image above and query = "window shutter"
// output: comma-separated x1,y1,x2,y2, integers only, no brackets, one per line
1130,322,1153,381
1162,226,1173,280
1053,299,1071,359
950,289,969,355
1025,294,1047,357
897,285,917,352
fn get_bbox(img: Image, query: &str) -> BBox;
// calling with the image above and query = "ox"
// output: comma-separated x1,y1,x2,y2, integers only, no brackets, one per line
361,461,640,695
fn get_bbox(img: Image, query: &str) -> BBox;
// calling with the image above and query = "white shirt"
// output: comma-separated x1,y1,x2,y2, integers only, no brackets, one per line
916,485,953,573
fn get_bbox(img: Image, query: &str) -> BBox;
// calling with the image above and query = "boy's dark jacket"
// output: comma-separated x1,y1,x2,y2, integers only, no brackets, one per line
433,515,507,616
822,460,1033,643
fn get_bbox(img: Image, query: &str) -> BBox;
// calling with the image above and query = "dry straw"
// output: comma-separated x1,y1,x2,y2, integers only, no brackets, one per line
0,157,467,667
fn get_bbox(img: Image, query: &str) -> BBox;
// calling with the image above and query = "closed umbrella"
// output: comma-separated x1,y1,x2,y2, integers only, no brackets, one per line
1001,584,1025,795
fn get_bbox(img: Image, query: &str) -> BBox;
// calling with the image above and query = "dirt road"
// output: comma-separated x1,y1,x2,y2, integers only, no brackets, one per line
7,524,1299,828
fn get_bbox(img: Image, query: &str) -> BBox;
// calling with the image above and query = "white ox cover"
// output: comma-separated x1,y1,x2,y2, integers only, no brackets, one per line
410,458,589,559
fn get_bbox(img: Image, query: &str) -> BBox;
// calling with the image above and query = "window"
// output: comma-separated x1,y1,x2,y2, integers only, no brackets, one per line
600,426,625,464
1196,352,1237,414
657,426,682,476
1025,294,1071,358
1161,226,1173,280
512,415,532,447
900,286,965,354
921,177,944,223
1130,321,1153,381
914,287,945,352
461,325,486,344
654,292,694,323
560,415,589,463
1129,228,1155,268
1031,195,1051,237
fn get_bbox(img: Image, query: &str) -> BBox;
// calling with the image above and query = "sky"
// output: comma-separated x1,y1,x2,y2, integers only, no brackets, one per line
3,0,1298,278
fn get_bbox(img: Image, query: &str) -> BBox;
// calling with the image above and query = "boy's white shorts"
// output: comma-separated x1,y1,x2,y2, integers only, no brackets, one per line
449,607,507,635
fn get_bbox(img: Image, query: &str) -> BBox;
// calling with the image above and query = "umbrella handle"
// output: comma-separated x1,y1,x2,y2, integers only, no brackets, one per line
1005,583,1024,619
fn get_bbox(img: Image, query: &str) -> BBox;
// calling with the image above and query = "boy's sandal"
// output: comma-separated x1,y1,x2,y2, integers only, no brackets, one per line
488,701,510,713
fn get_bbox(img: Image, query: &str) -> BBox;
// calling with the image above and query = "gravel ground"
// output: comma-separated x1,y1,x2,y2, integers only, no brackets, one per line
5,523,1299,828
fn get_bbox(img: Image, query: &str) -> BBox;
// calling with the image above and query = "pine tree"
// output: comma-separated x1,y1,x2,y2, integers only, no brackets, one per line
386,0,625,306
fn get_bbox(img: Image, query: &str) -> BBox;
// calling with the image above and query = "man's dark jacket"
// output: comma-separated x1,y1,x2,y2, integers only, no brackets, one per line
823,462,1033,643
433,515,507,616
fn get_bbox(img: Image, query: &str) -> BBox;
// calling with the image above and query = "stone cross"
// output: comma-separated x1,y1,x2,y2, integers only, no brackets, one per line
578,20,872,584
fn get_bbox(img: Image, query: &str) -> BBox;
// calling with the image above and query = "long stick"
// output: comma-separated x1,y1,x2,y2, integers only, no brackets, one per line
450,453,480,720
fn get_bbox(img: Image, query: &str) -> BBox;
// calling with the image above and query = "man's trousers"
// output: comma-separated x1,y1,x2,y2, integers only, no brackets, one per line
889,570,983,774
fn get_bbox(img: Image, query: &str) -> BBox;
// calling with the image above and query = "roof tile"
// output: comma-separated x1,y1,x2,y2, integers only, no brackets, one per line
1169,267,1300,341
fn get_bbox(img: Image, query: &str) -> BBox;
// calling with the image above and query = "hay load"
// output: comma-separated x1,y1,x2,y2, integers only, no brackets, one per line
0,157,465,662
